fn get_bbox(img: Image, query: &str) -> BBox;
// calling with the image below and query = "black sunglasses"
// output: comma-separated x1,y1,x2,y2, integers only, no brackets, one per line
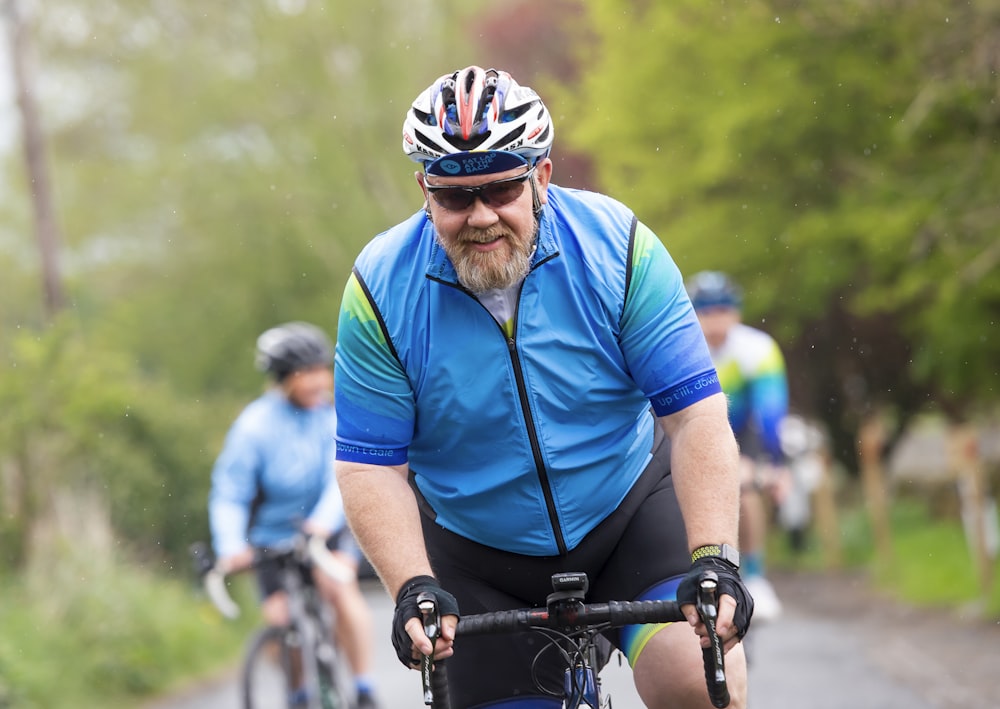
426,168,535,212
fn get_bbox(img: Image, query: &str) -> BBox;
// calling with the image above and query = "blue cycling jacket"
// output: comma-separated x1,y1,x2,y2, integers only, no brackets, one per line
209,390,345,558
335,184,720,556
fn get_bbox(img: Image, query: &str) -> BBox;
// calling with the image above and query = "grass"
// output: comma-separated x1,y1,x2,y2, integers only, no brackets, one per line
0,553,259,708
769,493,1000,618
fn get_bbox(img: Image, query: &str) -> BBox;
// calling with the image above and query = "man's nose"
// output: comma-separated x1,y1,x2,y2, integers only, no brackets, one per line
466,195,500,227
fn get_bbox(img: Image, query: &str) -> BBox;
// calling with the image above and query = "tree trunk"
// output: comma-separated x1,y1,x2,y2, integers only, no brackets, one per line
5,0,66,319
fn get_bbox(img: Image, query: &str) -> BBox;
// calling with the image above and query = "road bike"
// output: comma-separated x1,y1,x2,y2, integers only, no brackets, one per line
418,570,731,709
190,534,358,709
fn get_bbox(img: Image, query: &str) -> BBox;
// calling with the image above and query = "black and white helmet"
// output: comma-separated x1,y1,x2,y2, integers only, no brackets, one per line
254,322,333,381
402,66,554,168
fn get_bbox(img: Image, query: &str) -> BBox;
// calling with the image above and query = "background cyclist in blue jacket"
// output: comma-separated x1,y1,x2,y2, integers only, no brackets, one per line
335,66,753,709
209,322,380,708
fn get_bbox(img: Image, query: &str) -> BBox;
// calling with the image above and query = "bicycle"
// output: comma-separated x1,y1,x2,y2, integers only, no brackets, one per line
190,534,358,709
418,570,731,709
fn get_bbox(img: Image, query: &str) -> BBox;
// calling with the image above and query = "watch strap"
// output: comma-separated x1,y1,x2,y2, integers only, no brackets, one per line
691,543,740,568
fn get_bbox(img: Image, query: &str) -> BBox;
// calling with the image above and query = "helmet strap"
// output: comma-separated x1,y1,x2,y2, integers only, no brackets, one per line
530,177,543,218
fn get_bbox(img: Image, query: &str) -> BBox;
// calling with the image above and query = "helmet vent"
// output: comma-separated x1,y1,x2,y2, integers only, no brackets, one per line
444,131,492,152
412,107,436,127
413,128,449,155
491,125,526,149
499,104,531,123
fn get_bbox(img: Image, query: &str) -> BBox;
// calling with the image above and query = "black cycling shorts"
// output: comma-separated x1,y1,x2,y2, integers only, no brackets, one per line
418,426,689,708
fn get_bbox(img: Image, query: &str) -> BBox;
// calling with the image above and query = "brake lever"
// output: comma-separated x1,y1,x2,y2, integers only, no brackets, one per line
696,570,731,708
188,542,241,619
417,593,440,705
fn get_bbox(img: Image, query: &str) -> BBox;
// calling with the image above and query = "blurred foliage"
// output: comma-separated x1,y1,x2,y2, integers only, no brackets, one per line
28,0,470,396
0,549,259,707
0,1,474,701
0,318,225,569
0,0,471,568
553,0,1000,462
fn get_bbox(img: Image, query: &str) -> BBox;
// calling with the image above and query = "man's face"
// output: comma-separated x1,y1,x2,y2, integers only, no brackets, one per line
696,306,741,349
418,159,552,293
282,365,333,410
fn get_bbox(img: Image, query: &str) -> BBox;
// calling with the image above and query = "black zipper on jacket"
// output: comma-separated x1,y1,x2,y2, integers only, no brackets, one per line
502,324,567,555
428,252,567,554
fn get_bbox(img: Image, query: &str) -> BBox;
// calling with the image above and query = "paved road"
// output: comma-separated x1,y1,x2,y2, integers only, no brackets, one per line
144,570,968,708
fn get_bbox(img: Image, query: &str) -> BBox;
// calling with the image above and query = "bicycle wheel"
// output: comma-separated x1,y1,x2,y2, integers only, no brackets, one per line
242,625,294,709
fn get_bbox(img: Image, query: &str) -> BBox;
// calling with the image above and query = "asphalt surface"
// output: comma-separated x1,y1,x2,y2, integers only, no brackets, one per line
144,571,1000,708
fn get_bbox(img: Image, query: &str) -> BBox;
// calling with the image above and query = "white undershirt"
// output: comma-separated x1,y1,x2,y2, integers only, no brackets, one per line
470,243,536,335
477,280,524,335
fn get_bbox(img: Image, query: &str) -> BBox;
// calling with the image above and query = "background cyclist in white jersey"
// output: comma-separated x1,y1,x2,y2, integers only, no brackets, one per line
686,272,791,621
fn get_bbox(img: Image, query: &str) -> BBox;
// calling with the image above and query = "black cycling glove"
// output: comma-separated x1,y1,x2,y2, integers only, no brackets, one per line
676,556,754,639
392,575,461,668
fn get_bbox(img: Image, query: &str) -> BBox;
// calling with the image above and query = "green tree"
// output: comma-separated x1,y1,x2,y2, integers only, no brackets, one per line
0,0,476,565
556,0,1000,461
0,319,223,569
4,0,468,393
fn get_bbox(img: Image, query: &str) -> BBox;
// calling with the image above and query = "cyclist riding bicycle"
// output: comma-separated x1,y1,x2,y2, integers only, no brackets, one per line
686,272,791,621
209,321,380,708
334,66,753,709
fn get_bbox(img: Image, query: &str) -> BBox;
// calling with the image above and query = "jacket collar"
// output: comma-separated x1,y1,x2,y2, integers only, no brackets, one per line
424,206,558,285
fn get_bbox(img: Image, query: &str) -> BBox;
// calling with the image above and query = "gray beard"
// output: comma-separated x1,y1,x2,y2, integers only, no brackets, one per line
445,222,538,294
453,247,532,293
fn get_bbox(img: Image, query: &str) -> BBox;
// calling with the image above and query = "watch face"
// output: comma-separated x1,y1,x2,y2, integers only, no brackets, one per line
721,544,740,568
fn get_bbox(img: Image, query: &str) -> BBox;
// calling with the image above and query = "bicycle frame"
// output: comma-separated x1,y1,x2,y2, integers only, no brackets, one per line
277,553,328,709
191,535,355,709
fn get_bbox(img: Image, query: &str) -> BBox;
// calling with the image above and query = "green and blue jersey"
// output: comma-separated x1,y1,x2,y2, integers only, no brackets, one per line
712,323,788,464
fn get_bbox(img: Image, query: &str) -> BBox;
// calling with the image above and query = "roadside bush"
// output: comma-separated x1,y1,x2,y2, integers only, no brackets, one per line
0,318,235,572
0,320,256,706
0,552,257,708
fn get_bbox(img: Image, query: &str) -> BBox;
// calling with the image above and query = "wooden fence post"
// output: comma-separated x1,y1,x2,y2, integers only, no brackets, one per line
949,424,996,601
811,445,843,568
858,414,893,567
